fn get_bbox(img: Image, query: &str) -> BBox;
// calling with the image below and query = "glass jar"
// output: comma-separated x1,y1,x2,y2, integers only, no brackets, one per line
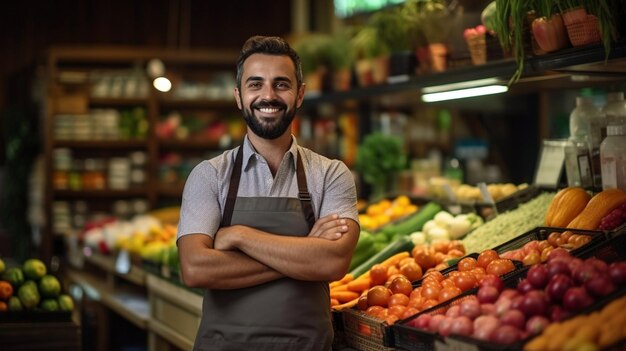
600,124,626,192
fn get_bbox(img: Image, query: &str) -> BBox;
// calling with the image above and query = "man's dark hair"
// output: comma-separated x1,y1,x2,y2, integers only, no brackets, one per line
236,36,303,90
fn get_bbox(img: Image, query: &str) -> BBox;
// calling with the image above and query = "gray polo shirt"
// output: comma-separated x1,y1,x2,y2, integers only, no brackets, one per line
177,135,359,240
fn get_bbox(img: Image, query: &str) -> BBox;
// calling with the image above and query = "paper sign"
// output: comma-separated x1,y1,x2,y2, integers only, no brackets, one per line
534,139,567,188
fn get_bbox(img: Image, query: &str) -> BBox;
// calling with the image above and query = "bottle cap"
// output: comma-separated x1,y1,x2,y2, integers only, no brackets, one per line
606,124,626,136
576,96,593,106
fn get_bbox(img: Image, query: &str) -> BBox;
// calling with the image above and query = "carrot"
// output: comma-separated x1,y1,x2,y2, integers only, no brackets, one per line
381,252,410,268
331,293,363,310
330,284,350,293
330,290,360,303
347,276,371,292
330,273,354,288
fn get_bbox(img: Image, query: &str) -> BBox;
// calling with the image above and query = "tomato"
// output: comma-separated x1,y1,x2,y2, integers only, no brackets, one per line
414,251,437,270
421,285,441,300
477,250,499,268
537,240,551,252
523,252,542,266
458,257,478,272
432,241,450,254
408,295,424,308
357,295,369,310
540,247,553,262
448,240,466,255
424,270,445,283
388,305,407,318
486,259,516,276
470,267,486,281
453,272,478,292
400,262,423,282
440,278,457,289
401,307,420,319
365,305,384,317
385,314,400,325
422,299,440,309
389,293,410,307
438,286,462,303
388,276,413,296
369,264,388,286
447,249,465,258
547,231,560,246
367,286,392,307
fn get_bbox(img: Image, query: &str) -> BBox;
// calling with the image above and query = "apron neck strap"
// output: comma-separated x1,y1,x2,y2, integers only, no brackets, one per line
221,146,244,227
296,150,315,229
221,146,315,230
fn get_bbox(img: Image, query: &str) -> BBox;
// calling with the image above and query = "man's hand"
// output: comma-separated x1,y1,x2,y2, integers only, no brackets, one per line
213,225,241,251
308,214,349,240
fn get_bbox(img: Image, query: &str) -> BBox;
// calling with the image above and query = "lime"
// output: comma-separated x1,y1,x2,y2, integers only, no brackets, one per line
40,298,60,312
58,294,74,312
17,283,40,309
7,296,23,311
2,267,24,288
0,258,5,275
23,258,47,281
39,275,61,297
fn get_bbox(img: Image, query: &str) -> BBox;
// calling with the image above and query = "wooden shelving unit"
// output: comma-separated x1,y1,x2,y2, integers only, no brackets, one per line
42,46,241,262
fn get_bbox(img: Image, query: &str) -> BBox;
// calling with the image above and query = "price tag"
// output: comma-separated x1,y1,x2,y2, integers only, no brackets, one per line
115,249,131,274
534,139,567,188
478,182,498,217
442,184,461,215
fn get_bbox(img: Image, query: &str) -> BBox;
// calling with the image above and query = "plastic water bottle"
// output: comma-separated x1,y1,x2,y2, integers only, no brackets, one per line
601,92,626,135
600,124,626,192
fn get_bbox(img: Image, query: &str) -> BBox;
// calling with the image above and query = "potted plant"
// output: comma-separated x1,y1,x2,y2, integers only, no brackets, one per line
421,0,453,72
292,34,335,94
351,25,389,87
356,133,407,201
493,0,537,83
327,28,356,92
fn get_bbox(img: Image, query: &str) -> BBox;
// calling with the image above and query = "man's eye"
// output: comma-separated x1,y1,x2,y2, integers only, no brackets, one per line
248,82,262,89
275,82,290,89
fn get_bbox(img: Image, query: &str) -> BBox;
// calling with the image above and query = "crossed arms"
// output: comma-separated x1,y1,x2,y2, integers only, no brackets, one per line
177,214,359,290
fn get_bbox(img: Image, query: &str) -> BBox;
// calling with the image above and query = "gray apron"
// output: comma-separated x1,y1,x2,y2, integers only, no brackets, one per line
194,146,333,351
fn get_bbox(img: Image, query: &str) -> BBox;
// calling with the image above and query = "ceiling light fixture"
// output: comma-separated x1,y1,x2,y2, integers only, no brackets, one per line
422,84,508,102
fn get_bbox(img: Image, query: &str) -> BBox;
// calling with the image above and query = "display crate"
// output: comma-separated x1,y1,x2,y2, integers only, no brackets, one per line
491,226,607,258
0,321,81,351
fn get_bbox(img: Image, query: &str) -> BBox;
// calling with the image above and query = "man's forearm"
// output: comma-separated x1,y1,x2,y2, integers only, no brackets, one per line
223,224,358,282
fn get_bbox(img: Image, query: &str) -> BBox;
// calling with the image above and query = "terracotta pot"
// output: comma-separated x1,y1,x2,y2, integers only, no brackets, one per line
371,55,390,85
428,43,448,72
355,59,373,87
416,46,432,74
332,68,352,92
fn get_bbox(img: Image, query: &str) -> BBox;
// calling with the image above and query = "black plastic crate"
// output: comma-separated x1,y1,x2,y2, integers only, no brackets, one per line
491,226,607,259
393,269,528,351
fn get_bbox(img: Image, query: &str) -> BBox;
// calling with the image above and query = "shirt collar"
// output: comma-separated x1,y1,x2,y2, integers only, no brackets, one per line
241,134,299,171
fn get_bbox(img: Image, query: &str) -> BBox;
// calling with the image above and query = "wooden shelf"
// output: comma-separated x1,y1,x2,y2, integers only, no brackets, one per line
157,184,184,197
53,140,148,149
301,41,626,107
53,189,149,198
88,97,149,106
157,138,222,150
157,97,235,109
66,269,149,330
83,252,147,286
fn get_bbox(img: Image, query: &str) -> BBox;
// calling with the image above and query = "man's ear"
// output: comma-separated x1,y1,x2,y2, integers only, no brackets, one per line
296,83,306,108
234,88,242,109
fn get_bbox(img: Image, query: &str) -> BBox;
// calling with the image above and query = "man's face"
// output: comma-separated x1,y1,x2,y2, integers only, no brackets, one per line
234,54,305,140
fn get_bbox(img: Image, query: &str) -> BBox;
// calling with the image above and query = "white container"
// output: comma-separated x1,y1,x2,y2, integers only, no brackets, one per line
570,96,603,189
600,124,626,192
602,92,626,129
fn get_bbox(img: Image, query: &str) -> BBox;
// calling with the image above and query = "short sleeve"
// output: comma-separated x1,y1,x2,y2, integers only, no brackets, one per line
177,161,222,241
318,160,359,225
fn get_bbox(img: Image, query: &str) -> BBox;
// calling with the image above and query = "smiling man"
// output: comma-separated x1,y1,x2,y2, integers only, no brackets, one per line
176,36,360,351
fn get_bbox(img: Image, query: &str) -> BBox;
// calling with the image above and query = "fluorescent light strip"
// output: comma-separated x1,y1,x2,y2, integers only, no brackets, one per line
422,78,502,94
422,85,509,103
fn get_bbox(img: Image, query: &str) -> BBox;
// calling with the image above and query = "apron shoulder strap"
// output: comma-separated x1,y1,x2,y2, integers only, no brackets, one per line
296,150,316,230
221,146,243,227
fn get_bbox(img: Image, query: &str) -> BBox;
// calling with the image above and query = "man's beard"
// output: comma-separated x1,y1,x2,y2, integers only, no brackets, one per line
242,99,296,140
